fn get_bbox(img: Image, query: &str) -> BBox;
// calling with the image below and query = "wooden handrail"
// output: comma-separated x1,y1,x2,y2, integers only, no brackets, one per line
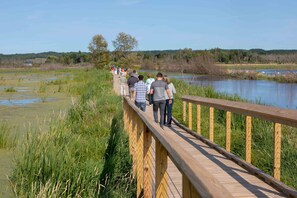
123,96,233,198
181,95,297,195
182,95,297,128
172,117,297,198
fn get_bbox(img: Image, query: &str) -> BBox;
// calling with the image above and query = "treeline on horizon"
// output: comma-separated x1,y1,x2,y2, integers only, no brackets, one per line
1,48,297,72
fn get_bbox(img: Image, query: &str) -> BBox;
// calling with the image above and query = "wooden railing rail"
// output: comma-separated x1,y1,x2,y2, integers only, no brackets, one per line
123,96,233,198
182,95,297,128
182,95,297,195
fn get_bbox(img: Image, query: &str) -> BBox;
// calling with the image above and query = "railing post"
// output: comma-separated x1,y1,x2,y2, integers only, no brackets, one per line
182,174,201,198
123,99,128,132
226,111,231,152
196,104,201,134
136,119,145,197
245,116,252,163
156,139,168,197
132,111,138,176
274,123,281,180
183,101,187,122
188,102,192,130
143,129,153,198
209,107,214,142
128,105,133,154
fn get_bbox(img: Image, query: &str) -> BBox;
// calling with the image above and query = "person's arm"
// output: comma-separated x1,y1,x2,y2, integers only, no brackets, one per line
150,88,154,95
127,78,130,86
133,84,137,100
150,83,154,94
166,89,172,99
165,83,173,103
172,84,176,94
166,88,173,104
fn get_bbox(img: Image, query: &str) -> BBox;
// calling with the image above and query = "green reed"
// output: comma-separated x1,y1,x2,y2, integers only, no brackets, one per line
11,69,135,197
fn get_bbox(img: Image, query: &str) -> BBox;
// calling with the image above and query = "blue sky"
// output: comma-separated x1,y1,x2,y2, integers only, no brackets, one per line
0,0,297,54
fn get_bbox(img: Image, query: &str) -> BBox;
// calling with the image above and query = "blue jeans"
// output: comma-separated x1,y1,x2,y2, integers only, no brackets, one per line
135,101,146,112
153,100,166,125
165,99,174,124
148,94,153,105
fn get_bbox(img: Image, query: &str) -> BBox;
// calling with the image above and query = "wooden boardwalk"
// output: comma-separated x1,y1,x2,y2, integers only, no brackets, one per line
113,74,288,197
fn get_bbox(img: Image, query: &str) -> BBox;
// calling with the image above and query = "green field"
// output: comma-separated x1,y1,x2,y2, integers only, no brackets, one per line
0,68,135,197
0,69,74,197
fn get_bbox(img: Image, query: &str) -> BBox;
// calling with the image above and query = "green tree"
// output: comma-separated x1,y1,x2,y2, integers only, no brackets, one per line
45,56,59,63
88,34,109,69
179,48,194,63
112,32,138,65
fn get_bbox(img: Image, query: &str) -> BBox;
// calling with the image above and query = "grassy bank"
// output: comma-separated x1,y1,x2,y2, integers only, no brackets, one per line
11,70,135,197
213,63,297,83
168,78,297,189
226,70,297,83
217,63,297,70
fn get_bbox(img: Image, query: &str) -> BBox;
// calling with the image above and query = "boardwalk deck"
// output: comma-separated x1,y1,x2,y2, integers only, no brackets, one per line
113,74,287,197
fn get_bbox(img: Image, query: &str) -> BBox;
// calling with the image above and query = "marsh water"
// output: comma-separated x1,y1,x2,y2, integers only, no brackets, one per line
182,76,297,110
142,70,297,110
0,70,73,197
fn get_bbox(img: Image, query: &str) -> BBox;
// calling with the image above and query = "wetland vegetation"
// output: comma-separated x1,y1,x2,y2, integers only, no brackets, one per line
0,69,135,197
1,32,297,196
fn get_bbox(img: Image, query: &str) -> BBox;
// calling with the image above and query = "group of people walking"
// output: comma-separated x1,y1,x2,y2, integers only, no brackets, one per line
127,70,176,129
111,66,127,77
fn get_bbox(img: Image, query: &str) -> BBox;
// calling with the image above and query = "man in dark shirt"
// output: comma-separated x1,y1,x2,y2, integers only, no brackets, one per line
150,72,172,129
127,70,138,99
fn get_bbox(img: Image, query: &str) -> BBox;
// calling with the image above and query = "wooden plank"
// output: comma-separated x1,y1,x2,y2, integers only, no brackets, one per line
125,97,234,198
183,101,187,122
274,123,282,180
128,105,133,154
132,111,138,176
156,139,168,197
122,97,294,197
209,107,214,142
137,119,145,197
167,157,182,198
189,102,193,130
182,95,297,128
246,116,252,163
143,129,153,198
173,117,294,198
226,111,231,152
125,100,129,132
183,174,201,198
118,75,291,198
123,100,127,131
196,104,201,134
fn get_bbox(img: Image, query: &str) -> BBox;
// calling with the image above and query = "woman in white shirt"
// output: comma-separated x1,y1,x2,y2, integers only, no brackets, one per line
164,77,176,127
145,73,155,105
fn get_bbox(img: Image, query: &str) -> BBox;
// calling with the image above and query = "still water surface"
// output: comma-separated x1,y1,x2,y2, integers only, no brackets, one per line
168,74,297,110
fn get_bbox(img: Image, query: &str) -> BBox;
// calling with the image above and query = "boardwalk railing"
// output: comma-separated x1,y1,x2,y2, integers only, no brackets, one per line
182,95,297,196
123,96,234,198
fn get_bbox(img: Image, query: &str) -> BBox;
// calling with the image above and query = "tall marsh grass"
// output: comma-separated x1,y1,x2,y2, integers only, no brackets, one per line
12,70,135,197
4,87,17,92
0,122,17,149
